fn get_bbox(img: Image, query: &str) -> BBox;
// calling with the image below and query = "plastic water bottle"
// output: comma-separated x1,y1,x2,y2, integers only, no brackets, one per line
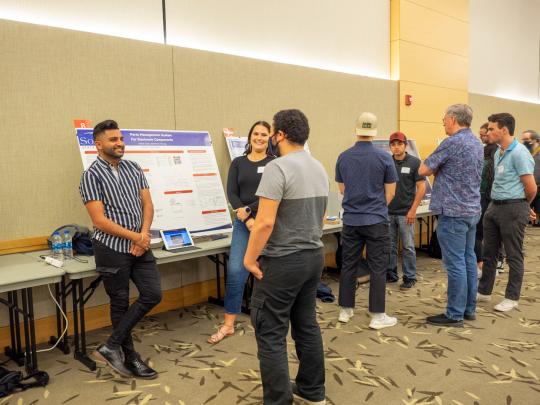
51,232,63,260
63,230,73,260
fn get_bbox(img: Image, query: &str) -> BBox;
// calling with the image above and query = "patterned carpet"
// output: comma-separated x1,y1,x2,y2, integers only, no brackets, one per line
5,227,540,405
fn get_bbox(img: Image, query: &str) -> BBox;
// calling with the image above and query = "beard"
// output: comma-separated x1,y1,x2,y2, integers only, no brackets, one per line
102,146,124,159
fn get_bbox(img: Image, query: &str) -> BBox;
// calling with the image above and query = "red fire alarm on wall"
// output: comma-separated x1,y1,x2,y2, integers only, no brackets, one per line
405,94,413,106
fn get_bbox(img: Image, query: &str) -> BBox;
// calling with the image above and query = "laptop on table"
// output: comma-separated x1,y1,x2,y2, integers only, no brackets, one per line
160,228,201,253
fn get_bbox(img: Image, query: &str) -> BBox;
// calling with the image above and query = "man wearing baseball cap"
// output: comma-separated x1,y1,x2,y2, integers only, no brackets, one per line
387,132,426,289
335,112,399,329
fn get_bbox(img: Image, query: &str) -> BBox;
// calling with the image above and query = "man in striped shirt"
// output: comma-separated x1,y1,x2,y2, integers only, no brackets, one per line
79,120,162,379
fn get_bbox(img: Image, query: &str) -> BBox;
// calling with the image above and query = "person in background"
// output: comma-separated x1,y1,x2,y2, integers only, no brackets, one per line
475,123,498,278
244,109,329,405
207,121,274,344
479,122,490,144
386,132,426,289
478,113,537,312
419,104,483,327
527,131,540,225
520,130,533,145
336,112,398,329
80,120,162,379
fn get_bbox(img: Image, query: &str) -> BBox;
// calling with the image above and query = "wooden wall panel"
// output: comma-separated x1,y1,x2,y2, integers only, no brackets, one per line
407,0,469,22
400,0,468,56
399,41,468,91
400,81,468,123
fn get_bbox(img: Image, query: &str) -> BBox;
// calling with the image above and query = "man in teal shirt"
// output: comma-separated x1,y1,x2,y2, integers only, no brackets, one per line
478,113,537,312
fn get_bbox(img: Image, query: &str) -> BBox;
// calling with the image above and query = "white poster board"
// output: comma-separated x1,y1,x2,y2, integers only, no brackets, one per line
372,139,432,202
76,128,232,237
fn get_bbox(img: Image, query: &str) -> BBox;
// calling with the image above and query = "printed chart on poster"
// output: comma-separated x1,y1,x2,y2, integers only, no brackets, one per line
372,139,433,202
223,128,310,160
76,129,232,237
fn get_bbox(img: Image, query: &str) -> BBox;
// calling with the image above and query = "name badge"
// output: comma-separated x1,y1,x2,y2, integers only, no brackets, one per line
401,167,411,174
257,166,265,174
498,165,504,174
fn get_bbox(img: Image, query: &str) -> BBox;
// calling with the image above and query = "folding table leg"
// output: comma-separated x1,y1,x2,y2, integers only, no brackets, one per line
20,289,36,373
3,292,25,366
72,279,96,371
49,278,70,354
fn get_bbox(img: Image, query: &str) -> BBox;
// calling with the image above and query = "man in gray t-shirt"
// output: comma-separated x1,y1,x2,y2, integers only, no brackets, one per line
244,109,328,405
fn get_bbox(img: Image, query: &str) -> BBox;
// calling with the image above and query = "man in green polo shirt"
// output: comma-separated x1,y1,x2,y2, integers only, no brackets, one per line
477,113,537,312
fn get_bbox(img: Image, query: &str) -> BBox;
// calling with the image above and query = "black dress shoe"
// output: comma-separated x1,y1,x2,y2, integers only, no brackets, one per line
125,356,158,380
291,382,326,404
464,313,476,321
426,314,463,327
94,344,133,378
400,280,416,290
386,268,398,283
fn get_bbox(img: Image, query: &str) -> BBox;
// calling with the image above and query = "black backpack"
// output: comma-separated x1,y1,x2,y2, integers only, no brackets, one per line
47,224,94,256
0,367,49,397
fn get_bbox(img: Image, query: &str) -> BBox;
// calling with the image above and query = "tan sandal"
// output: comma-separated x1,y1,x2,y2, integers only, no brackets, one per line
207,326,234,344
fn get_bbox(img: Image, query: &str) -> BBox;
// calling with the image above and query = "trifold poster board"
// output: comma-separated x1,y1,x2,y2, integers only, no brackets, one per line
372,139,433,202
223,128,310,160
76,129,232,237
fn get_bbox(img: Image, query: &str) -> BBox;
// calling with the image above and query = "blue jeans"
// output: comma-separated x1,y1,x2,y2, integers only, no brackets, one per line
436,214,480,320
224,219,251,314
388,215,416,281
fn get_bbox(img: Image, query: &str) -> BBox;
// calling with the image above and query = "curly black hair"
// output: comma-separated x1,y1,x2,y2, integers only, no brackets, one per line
272,109,309,145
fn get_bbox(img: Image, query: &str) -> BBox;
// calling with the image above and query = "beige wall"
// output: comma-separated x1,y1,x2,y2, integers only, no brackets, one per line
0,19,397,326
0,19,176,241
391,0,469,158
172,47,398,191
469,93,540,135
0,19,398,242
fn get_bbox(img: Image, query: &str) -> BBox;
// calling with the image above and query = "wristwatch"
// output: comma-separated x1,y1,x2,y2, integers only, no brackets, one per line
244,206,252,215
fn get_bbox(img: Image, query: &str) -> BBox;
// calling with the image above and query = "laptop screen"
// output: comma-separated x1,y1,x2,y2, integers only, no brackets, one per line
161,228,194,250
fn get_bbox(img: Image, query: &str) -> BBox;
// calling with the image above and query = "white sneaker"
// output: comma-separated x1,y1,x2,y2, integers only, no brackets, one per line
477,293,492,302
494,299,518,312
497,260,504,270
338,307,354,323
369,313,397,330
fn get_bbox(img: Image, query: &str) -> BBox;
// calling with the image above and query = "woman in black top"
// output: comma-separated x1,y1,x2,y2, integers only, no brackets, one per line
208,121,274,344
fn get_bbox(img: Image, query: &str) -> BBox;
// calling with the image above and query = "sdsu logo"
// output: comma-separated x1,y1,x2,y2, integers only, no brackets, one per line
78,137,95,145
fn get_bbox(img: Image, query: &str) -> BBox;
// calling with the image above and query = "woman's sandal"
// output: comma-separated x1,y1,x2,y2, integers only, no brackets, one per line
207,326,235,344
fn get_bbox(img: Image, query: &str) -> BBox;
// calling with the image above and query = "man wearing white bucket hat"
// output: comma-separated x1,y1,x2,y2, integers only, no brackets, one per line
335,112,398,329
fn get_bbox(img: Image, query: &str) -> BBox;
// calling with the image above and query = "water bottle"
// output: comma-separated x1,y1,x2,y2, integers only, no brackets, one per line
51,231,63,260
63,230,73,260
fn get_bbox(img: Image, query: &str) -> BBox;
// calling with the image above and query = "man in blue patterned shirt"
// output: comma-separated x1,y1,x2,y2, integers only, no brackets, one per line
419,104,483,327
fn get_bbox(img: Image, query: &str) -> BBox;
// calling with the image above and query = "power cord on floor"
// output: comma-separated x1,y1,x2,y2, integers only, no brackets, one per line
36,284,69,353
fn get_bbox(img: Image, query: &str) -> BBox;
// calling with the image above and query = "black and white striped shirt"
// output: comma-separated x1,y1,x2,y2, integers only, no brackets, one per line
79,156,149,253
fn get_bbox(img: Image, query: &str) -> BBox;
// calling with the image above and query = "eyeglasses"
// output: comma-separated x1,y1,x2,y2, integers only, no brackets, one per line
442,116,454,124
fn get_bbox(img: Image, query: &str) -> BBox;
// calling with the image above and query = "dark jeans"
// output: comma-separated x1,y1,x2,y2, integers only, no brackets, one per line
474,193,490,262
93,240,162,360
339,222,390,313
250,248,325,405
478,201,529,300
